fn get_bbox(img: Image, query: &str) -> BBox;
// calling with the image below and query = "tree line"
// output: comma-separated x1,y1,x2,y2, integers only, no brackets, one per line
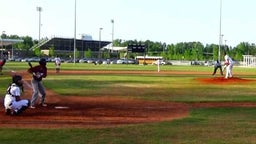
114,39,256,61
1,33,256,61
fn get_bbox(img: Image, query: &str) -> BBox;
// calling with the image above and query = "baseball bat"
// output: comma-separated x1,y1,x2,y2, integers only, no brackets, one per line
28,62,32,68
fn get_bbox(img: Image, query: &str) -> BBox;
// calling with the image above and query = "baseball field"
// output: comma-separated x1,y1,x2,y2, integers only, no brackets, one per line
1,62,256,144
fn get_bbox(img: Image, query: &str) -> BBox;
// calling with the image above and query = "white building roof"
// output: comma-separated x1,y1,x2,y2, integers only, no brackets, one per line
102,44,127,51
0,38,24,46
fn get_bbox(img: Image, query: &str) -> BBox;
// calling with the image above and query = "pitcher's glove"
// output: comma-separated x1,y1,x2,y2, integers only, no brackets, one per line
224,61,229,66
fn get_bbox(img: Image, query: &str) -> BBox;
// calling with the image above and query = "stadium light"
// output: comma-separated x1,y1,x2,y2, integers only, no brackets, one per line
111,19,114,52
36,6,42,43
99,28,103,50
73,0,77,64
98,28,103,58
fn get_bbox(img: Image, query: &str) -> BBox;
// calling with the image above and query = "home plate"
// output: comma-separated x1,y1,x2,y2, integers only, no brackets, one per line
54,106,69,109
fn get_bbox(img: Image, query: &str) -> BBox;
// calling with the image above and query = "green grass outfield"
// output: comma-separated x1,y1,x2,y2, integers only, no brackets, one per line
1,62,256,144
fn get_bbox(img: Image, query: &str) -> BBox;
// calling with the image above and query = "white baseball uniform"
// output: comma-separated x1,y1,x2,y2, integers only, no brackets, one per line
224,54,234,79
4,83,29,112
54,57,61,72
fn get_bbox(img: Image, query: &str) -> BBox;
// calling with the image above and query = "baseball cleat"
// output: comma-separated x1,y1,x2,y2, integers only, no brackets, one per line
40,103,47,107
30,106,36,109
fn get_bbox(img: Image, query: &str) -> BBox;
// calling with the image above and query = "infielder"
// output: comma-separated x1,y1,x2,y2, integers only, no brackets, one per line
54,56,61,73
4,75,30,115
27,58,47,108
224,51,234,79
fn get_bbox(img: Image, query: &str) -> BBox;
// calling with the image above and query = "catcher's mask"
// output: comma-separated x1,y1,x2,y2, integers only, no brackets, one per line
39,58,47,66
12,75,23,87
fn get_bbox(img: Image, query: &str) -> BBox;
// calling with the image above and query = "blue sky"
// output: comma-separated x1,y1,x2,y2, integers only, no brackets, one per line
0,0,255,47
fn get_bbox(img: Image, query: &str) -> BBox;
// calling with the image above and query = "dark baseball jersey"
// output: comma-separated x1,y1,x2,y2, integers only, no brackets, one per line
28,65,47,81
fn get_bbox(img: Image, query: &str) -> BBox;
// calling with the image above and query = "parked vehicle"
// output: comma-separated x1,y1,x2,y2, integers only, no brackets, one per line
79,58,87,63
87,59,95,64
117,58,128,64
191,61,203,65
152,60,172,65
127,59,138,64
152,60,168,65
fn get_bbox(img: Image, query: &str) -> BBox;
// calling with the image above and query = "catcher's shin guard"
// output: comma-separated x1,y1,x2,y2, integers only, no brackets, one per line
5,109,11,115
27,99,30,108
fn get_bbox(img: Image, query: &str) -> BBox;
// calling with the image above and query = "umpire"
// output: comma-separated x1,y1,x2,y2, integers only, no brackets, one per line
212,60,223,76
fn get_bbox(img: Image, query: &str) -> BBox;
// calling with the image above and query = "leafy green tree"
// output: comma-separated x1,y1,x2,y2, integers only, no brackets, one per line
232,42,250,60
85,49,92,58
103,50,111,59
7,33,256,61
49,47,54,57
34,47,42,57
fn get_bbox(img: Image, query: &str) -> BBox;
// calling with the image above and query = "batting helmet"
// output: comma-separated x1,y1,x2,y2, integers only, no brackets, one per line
39,58,47,66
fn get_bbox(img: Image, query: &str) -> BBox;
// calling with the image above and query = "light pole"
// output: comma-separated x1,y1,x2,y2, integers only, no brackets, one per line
224,39,227,50
36,6,42,43
221,34,224,45
111,19,114,52
218,0,222,62
99,28,103,49
98,28,103,58
73,0,77,64
221,34,224,54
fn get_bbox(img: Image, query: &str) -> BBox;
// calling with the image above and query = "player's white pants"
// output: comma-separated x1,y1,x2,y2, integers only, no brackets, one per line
225,64,233,79
4,95,29,111
11,100,29,110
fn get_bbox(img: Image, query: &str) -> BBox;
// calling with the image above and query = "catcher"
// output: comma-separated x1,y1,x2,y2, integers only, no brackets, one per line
27,58,47,108
4,75,30,115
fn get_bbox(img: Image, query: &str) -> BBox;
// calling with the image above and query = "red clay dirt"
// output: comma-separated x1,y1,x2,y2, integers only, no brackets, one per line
1,70,256,129
196,76,255,84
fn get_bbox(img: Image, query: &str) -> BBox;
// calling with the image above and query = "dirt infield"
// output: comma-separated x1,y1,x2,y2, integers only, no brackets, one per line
1,70,256,129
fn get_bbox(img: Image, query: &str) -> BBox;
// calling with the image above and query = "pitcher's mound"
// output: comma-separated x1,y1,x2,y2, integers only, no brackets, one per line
196,77,254,84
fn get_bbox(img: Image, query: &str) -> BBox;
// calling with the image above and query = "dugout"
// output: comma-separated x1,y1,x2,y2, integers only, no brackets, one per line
0,38,24,59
